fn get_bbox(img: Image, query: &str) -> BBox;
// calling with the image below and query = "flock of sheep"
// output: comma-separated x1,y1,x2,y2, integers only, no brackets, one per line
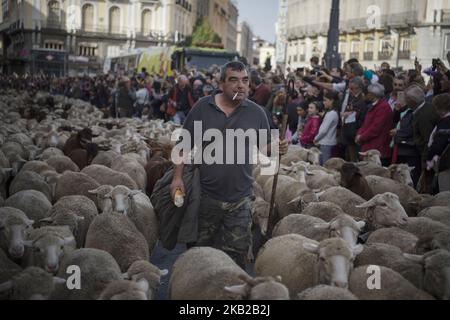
0,89,449,300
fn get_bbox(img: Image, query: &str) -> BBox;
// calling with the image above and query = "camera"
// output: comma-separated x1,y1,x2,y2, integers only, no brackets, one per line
432,58,441,70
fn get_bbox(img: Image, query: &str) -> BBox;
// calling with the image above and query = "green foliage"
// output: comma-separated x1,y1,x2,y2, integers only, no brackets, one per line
191,17,223,48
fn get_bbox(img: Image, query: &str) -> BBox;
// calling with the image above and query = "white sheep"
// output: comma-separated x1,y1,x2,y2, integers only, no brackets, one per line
85,212,149,272
255,235,363,297
366,228,419,254
52,248,122,300
23,226,76,274
401,217,450,253
45,155,80,174
301,202,346,222
349,265,434,300
98,280,149,300
81,164,138,190
403,250,450,300
42,195,98,248
273,214,365,247
297,285,358,300
111,156,147,191
418,207,450,227
318,187,366,219
0,207,34,259
122,260,168,300
54,171,100,207
9,171,52,202
169,247,289,300
0,267,66,300
91,150,120,168
355,243,424,289
87,185,114,213
103,185,158,254
4,190,52,222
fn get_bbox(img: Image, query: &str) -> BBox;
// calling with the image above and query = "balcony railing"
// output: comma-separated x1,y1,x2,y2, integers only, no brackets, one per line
37,19,66,30
378,51,393,60
363,52,374,61
398,50,411,60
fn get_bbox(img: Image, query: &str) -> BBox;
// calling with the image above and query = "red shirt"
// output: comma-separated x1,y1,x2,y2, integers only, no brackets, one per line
300,115,321,148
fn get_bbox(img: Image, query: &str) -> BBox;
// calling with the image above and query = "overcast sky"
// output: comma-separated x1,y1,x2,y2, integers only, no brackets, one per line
235,0,279,43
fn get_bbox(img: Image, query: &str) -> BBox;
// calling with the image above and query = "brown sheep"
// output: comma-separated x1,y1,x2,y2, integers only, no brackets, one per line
340,163,374,201
144,156,173,196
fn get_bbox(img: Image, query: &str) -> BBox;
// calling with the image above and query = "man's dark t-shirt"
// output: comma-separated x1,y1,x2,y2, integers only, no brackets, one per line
181,94,272,203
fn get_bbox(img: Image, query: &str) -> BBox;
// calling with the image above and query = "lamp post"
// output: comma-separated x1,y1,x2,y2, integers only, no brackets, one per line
325,0,341,68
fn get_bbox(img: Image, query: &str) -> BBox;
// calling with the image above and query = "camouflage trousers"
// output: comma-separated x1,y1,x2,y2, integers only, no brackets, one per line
196,193,252,269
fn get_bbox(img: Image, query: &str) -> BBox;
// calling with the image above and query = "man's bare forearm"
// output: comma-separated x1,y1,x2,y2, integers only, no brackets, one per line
173,163,185,181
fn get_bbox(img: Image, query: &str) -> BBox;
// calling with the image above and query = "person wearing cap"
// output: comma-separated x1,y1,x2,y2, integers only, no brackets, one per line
356,83,394,166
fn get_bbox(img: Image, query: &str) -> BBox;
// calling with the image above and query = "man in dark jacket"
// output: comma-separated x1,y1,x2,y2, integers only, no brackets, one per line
405,85,441,192
168,75,194,125
117,77,136,118
391,105,421,186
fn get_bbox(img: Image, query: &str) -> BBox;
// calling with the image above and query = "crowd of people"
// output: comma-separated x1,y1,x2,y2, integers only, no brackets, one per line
1,54,449,194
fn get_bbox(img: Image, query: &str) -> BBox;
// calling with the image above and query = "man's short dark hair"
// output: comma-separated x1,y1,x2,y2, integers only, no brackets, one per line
346,58,359,65
220,61,248,82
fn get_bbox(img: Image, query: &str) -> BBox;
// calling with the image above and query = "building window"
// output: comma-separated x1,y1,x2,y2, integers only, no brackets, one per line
2,0,9,20
351,40,361,53
141,9,152,35
44,42,64,51
109,6,120,34
380,37,394,53
82,4,94,32
78,45,97,57
47,0,60,27
401,38,411,52
365,39,374,52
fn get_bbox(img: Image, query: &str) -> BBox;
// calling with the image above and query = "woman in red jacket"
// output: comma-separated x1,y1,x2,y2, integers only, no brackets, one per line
300,102,322,148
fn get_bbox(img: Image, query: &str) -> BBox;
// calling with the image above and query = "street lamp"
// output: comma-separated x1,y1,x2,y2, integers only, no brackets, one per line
325,0,341,68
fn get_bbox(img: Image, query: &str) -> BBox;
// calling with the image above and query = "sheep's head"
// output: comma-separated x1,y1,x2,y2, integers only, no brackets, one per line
0,209,34,259
303,238,363,289
359,150,382,166
307,148,321,165
0,267,66,300
340,163,363,188
123,260,168,300
356,193,408,228
24,229,75,274
404,250,450,300
224,274,290,300
287,190,319,213
104,185,140,216
88,185,114,214
314,214,366,247
41,170,61,199
389,164,414,187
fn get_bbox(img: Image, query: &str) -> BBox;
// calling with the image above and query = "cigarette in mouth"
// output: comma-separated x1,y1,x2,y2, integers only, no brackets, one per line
233,92,239,101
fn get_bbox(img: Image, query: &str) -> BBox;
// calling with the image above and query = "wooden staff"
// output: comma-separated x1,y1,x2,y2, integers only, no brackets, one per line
267,78,296,236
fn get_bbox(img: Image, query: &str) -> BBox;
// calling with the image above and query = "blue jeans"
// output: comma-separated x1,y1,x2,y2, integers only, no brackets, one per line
320,145,334,165
173,111,187,125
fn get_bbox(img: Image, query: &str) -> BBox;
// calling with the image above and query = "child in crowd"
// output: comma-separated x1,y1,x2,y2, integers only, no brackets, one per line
300,101,322,148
